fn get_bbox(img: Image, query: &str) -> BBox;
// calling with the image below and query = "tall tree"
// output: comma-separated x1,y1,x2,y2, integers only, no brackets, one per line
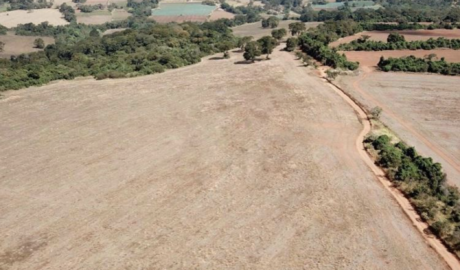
257,36,276,59
33,38,45,49
243,41,261,62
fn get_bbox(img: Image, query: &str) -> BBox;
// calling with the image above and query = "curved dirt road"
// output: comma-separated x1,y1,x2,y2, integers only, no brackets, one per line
323,78,460,270
346,71,460,187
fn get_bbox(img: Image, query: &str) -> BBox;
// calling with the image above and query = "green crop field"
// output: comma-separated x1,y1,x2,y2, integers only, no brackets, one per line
151,3,216,16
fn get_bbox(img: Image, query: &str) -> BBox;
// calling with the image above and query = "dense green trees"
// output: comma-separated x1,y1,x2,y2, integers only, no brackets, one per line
261,16,279,29
291,21,361,70
78,4,104,13
0,24,6,35
285,37,298,51
33,38,45,49
258,36,276,59
220,2,262,25
367,135,460,256
127,0,158,17
59,3,77,23
387,32,405,43
288,22,306,36
378,56,460,75
339,36,460,51
0,21,237,91
271,28,287,42
243,41,261,62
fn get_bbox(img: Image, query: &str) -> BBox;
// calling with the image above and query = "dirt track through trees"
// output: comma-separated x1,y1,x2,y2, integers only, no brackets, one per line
0,49,449,269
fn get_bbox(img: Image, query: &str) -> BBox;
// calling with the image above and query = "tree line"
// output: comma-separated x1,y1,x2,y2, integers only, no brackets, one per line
367,135,460,256
0,21,237,91
338,33,460,51
378,55,460,75
288,20,362,70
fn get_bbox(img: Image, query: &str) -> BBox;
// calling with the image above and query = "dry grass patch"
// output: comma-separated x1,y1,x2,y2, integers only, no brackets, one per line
0,32,54,58
0,9,68,28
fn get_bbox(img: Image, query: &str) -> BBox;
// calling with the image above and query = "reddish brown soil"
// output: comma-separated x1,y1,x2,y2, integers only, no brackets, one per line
331,29,460,47
342,49,460,68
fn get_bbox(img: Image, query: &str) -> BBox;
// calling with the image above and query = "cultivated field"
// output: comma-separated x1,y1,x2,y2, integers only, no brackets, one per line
342,49,460,68
0,9,68,28
0,32,54,58
232,20,321,39
337,72,460,188
330,29,460,47
0,48,448,269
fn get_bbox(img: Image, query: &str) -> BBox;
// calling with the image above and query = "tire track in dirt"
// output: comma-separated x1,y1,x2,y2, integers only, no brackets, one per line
351,71,460,181
321,75,460,270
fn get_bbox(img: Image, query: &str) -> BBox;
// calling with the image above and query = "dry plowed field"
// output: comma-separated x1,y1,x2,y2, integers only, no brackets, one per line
342,49,460,68
330,29,460,47
337,72,460,188
0,49,448,269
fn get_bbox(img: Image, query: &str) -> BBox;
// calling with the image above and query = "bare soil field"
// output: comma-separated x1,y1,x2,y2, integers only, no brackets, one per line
330,29,460,47
0,48,448,269
337,72,460,188
0,9,68,28
111,9,130,20
232,20,321,39
0,32,54,58
342,49,460,68
209,9,235,21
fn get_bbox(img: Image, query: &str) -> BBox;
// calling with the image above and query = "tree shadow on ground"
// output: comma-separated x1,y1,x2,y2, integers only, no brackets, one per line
209,57,225,60
234,59,264,65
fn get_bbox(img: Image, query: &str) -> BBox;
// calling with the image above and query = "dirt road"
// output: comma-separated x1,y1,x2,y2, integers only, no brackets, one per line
0,49,448,269
324,77,460,270
336,72,460,187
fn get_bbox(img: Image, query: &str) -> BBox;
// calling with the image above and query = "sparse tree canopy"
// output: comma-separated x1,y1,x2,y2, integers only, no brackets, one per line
237,36,253,51
33,38,45,49
0,41,4,52
218,41,234,58
257,36,276,59
243,41,261,62
370,106,382,120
